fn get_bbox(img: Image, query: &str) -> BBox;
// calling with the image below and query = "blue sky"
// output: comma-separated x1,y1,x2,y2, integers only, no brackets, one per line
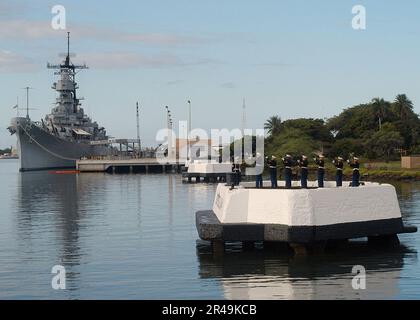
1,0,420,148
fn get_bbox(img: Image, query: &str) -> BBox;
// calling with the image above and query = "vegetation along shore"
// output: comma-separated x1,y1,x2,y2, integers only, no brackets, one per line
262,94,420,180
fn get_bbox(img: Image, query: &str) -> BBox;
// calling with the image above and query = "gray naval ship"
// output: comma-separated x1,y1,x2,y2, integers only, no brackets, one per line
8,33,111,171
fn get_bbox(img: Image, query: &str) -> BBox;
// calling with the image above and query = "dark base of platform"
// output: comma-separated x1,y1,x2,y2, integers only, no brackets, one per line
196,210,417,255
182,172,228,183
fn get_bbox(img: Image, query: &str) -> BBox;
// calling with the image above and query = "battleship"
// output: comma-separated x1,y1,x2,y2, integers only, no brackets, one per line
8,33,112,171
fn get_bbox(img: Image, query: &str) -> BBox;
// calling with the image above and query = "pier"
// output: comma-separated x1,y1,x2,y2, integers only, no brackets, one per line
76,158,183,174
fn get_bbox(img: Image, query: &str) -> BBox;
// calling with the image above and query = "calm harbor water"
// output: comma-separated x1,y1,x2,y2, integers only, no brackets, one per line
0,159,419,299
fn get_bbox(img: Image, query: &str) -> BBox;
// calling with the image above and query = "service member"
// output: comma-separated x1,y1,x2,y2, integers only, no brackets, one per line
255,152,263,188
332,156,344,187
314,155,325,188
298,155,309,188
348,157,360,187
268,155,278,188
282,154,293,189
231,156,241,187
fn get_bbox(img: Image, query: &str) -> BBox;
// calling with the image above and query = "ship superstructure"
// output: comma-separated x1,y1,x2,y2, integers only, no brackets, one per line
44,33,106,142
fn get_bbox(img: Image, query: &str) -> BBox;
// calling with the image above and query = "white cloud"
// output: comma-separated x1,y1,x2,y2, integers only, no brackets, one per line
0,20,201,45
75,52,184,69
0,0,25,17
165,80,184,86
73,52,222,69
221,82,236,89
0,50,36,72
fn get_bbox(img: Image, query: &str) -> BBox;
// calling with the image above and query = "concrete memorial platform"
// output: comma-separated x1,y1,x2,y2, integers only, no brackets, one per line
196,181,417,254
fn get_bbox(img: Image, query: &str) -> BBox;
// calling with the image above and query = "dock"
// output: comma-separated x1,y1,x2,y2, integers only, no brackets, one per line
76,158,183,173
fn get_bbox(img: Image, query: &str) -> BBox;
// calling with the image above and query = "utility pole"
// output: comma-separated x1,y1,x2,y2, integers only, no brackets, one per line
136,101,141,156
241,98,247,138
187,100,191,162
166,106,173,160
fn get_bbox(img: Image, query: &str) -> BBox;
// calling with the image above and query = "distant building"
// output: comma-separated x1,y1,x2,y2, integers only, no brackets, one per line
401,156,420,169
176,138,221,160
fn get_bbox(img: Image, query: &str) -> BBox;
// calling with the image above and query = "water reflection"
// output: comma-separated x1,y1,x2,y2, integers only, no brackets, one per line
196,241,415,299
15,172,113,295
16,172,83,292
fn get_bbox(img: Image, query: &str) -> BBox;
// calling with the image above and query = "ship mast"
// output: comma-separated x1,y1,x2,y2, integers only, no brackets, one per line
22,86,34,119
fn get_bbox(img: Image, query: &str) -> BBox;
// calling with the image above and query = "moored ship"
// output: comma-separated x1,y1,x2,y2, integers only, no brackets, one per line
8,33,112,171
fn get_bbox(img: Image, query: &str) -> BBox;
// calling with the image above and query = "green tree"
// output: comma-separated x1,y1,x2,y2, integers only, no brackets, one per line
265,128,320,159
371,97,392,130
0,147,12,155
327,138,364,159
364,123,403,160
280,118,333,142
393,94,413,120
391,94,420,150
264,116,282,136
327,103,378,139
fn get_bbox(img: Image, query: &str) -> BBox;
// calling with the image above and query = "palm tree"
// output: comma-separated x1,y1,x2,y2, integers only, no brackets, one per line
393,94,413,120
371,98,390,130
264,115,282,136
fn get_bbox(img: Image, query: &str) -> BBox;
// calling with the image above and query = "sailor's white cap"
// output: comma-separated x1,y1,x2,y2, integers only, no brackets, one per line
271,155,276,159
319,154,325,158
302,155,307,159
338,156,343,160
286,154,292,158
354,157,359,160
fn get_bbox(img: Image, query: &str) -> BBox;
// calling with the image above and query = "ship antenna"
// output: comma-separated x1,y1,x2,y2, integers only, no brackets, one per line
66,31,70,66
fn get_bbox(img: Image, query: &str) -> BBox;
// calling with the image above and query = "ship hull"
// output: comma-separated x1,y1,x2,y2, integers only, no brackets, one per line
11,117,110,171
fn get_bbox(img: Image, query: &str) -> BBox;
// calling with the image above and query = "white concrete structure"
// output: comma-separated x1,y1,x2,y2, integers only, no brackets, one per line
213,181,402,226
196,180,416,251
187,160,232,174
